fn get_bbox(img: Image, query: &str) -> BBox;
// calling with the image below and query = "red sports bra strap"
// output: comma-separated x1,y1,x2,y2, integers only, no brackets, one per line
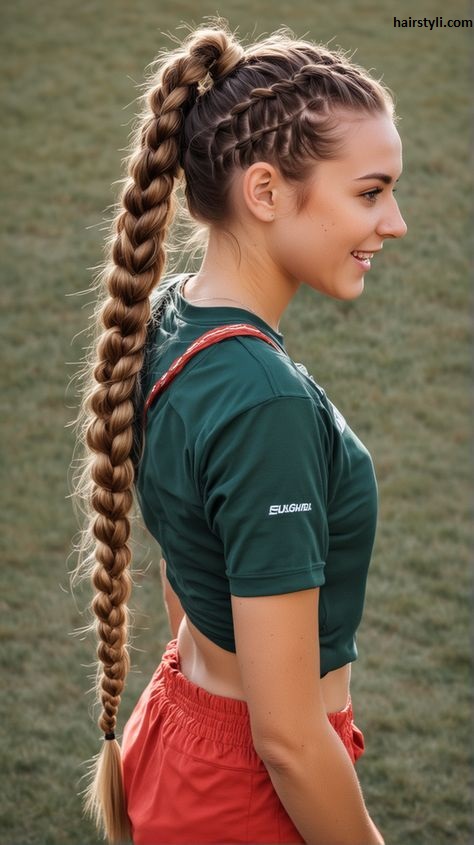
144,323,282,424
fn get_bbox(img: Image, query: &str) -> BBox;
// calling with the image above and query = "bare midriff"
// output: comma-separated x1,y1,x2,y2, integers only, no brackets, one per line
177,616,351,715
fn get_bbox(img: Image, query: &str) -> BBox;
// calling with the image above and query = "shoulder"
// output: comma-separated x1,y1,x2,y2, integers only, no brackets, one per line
171,337,335,468
173,331,321,413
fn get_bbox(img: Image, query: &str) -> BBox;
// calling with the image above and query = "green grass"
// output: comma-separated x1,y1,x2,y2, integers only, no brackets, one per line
1,0,472,843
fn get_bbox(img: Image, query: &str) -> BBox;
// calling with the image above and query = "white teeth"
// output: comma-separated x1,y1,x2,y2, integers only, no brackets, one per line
352,251,374,260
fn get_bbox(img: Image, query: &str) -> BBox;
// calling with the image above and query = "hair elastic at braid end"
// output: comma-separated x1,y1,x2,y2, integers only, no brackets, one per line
104,731,116,741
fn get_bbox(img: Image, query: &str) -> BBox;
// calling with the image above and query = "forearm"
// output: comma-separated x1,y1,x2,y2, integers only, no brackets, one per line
262,721,384,845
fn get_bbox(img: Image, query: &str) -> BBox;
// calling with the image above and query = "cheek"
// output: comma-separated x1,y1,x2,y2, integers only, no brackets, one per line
270,200,357,279
280,215,328,252
273,222,324,275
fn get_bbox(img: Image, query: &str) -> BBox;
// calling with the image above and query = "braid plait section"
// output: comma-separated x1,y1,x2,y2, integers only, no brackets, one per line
209,58,383,176
79,24,244,845
87,26,242,740
209,75,323,172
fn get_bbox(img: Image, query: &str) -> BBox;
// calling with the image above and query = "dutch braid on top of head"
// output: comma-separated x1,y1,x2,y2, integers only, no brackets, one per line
71,18,394,844
182,38,393,220
72,23,243,845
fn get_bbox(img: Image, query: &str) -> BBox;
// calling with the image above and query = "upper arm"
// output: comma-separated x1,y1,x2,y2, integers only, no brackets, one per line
202,397,330,597
203,396,331,752
231,587,327,758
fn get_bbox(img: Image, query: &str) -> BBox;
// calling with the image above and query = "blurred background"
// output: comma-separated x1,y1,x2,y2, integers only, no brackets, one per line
1,0,471,843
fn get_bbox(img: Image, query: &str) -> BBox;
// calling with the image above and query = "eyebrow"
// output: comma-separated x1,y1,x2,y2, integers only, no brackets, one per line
354,172,398,184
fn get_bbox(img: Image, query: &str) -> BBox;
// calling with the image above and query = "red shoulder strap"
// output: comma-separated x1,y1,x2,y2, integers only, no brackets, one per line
143,323,282,424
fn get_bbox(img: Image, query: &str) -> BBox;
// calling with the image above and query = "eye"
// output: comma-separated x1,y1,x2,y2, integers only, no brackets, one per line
362,188,383,203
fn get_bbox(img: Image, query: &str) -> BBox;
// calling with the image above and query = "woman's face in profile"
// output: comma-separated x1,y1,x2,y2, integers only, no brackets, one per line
268,110,407,300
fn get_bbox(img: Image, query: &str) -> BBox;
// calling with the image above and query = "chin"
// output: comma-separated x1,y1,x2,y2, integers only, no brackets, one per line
332,280,365,301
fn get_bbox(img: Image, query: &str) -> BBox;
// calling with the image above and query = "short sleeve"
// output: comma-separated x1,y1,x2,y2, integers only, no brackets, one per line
200,396,330,596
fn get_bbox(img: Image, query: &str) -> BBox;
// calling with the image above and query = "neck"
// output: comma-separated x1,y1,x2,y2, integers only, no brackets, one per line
184,227,300,331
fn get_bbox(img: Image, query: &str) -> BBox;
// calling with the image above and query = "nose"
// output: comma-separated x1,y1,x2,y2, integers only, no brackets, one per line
376,198,408,240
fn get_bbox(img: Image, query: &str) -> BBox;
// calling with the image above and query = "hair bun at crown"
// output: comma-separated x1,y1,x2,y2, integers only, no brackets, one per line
188,30,245,84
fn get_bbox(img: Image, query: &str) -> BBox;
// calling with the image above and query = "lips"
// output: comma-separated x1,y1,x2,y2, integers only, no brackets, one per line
350,248,381,271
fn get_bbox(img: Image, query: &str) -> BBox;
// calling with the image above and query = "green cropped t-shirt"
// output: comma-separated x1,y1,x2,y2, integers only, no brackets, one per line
136,278,378,677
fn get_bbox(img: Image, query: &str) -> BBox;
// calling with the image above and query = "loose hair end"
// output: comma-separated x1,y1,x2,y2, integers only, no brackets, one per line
83,738,131,844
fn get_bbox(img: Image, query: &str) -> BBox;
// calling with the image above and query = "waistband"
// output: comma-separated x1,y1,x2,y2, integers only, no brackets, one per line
160,639,353,750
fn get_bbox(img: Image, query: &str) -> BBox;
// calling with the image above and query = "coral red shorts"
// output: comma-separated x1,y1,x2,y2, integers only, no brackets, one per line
122,639,365,845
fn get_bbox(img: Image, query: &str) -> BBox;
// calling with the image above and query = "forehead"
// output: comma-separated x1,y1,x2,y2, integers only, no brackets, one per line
322,112,403,180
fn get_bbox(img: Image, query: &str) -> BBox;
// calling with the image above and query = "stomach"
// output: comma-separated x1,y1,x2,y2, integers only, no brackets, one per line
176,615,351,715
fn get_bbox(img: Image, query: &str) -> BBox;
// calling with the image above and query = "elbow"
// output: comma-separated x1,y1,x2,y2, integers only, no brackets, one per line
253,740,296,772
252,720,330,771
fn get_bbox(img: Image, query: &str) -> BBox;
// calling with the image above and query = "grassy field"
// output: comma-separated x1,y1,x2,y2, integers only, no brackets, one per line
1,0,472,843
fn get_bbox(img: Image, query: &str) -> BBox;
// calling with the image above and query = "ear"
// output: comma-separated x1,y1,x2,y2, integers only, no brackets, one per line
241,162,280,222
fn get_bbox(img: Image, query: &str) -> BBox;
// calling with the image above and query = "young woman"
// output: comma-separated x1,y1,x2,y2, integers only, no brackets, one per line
72,19,406,845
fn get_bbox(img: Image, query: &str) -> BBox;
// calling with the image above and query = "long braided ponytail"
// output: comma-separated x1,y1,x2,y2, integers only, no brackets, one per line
71,18,393,843
71,24,244,844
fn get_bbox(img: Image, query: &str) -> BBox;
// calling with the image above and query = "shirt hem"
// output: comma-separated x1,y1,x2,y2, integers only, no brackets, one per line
228,564,325,598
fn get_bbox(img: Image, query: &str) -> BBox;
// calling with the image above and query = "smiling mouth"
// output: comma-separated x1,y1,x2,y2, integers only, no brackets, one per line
351,251,373,271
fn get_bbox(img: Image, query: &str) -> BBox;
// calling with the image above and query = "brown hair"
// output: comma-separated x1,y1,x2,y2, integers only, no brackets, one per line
71,17,393,843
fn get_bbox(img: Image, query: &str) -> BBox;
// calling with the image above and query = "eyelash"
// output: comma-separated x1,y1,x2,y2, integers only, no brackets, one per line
362,187,398,204
362,188,383,203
